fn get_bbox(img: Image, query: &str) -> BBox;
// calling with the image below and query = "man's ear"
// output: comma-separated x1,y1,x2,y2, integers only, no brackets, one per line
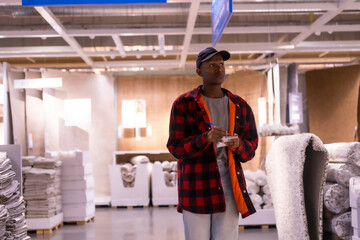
196,68,202,76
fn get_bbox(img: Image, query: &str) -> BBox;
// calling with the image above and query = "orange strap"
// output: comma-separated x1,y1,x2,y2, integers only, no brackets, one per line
228,100,249,214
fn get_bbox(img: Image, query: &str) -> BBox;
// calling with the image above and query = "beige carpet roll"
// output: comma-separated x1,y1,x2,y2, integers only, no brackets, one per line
265,133,328,240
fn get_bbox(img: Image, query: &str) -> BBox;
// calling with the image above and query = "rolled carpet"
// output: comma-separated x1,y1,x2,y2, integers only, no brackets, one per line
265,133,328,240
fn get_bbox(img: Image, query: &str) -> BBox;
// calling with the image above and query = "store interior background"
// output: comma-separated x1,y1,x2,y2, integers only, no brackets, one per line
0,0,359,202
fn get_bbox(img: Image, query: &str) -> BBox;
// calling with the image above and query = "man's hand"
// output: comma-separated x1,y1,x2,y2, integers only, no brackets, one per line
206,127,227,143
224,134,240,149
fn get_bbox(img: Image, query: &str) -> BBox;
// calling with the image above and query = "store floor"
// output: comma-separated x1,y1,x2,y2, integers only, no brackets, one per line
28,207,278,240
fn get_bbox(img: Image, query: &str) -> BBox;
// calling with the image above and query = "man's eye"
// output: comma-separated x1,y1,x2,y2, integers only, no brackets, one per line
219,63,224,67
209,64,214,68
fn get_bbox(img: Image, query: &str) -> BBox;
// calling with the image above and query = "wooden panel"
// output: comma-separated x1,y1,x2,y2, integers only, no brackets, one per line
116,74,202,151
306,65,360,143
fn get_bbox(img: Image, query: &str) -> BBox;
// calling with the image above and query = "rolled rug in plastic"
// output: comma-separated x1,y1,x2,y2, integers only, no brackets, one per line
249,193,263,206
162,161,172,172
255,169,267,186
170,161,178,171
245,179,260,194
130,155,150,165
262,184,271,195
243,169,257,182
334,163,360,187
325,142,360,164
325,163,344,183
323,211,352,239
262,194,272,205
262,203,273,209
323,183,350,214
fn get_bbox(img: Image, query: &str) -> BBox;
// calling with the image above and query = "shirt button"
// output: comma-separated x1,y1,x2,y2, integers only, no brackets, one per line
237,172,240,175
208,127,211,130
218,187,221,190
202,109,205,111
243,190,246,193
236,116,239,119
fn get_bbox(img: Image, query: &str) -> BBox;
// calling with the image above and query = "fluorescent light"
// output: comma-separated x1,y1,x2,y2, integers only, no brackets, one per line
14,78,62,89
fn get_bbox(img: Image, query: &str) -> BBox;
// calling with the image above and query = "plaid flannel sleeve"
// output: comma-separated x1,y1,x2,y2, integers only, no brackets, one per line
166,98,209,160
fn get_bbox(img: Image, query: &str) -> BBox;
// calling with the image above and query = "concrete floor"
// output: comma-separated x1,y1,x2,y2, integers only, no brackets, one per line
28,207,278,240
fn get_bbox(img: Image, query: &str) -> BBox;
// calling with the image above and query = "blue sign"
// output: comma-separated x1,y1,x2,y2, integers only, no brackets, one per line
23,0,166,5
212,0,232,46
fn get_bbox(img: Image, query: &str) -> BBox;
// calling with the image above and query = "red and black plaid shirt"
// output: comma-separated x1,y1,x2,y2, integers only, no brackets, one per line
167,86,258,214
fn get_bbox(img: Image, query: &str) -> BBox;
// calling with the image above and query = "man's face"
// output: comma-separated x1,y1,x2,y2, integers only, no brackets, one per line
197,54,225,86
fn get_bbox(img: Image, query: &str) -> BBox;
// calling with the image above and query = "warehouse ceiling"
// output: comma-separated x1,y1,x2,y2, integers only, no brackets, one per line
0,0,359,73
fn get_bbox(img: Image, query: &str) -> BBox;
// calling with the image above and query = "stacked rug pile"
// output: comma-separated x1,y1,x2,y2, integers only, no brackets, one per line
54,151,95,223
244,169,272,209
0,205,8,238
23,157,62,219
0,152,30,240
323,142,360,239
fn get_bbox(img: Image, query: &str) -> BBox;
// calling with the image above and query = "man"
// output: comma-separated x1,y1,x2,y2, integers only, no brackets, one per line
166,47,258,240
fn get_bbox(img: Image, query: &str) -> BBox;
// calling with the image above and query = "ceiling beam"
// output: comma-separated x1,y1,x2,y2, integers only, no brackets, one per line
158,34,166,56
111,35,126,58
179,0,200,68
1,41,360,58
34,6,94,66
1,24,359,39
291,0,356,46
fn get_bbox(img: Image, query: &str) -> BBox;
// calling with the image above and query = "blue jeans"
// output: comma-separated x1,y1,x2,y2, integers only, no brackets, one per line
182,161,239,240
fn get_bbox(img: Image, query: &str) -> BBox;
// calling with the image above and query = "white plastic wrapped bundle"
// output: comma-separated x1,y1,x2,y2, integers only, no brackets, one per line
249,193,262,209
325,142,360,164
130,155,150,165
324,183,350,214
263,194,273,205
244,169,272,209
262,184,271,195
334,164,360,187
161,161,172,172
255,169,267,186
326,163,345,183
161,161,177,187
244,169,257,182
170,161,177,171
245,179,259,194
164,171,177,187
120,163,137,188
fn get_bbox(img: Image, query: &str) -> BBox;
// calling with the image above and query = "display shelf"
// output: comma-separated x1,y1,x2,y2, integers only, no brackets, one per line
238,209,276,226
151,161,177,206
26,213,63,230
109,163,151,207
